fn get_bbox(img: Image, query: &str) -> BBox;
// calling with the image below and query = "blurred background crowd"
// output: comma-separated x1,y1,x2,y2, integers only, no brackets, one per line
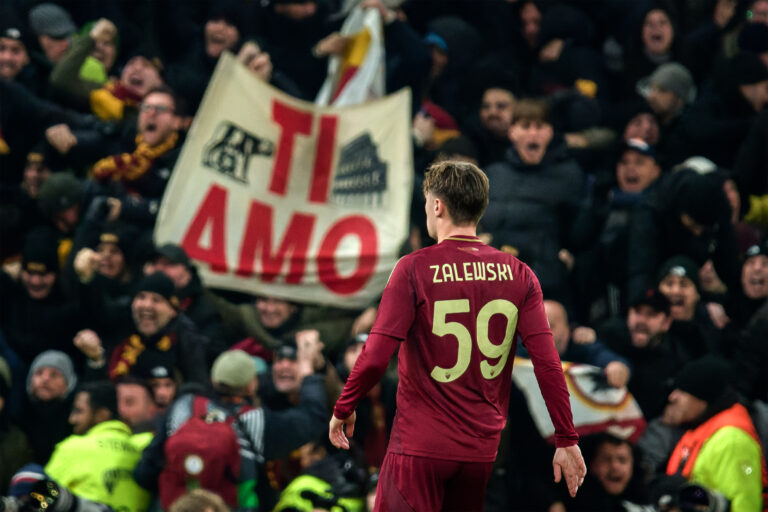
1,0,768,511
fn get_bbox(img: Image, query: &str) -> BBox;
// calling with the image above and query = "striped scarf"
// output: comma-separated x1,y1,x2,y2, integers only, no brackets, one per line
92,131,178,183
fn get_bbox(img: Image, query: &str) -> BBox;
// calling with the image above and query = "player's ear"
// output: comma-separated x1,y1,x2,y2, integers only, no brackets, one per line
434,196,445,217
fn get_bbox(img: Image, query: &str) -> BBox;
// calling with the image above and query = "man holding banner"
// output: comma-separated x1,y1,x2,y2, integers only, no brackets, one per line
330,161,586,511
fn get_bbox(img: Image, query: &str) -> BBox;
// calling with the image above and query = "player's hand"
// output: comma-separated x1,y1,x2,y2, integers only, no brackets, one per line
329,412,356,450
553,445,587,498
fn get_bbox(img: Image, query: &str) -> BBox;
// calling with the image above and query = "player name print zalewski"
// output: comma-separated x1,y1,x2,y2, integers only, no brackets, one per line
429,262,514,283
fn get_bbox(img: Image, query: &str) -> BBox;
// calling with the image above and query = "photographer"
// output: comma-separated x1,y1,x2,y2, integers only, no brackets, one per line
648,357,765,511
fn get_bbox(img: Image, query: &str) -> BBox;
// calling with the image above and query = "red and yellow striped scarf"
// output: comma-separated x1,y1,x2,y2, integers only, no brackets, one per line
92,131,178,183
109,332,175,380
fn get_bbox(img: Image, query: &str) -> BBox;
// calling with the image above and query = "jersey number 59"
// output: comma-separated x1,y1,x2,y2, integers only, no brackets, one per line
430,299,518,383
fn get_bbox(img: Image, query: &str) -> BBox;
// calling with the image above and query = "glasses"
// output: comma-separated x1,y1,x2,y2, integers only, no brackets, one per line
140,104,173,114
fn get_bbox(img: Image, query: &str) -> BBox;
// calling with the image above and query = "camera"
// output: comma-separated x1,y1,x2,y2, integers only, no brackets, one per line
677,483,730,512
658,482,730,512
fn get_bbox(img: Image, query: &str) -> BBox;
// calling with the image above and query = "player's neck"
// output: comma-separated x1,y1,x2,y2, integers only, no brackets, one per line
436,223,477,243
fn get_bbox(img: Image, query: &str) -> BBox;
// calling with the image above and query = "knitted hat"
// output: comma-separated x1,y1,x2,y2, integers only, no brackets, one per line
8,464,48,498
37,172,81,217
677,172,728,227
134,272,179,307
738,23,768,53
1,25,30,50
206,4,246,36
22,229,59,274
658,255,700,291
98,221,134,257
744,240,768,261
637,62,697,104
28,3,76,39
26,350,77,396
211,350,256,389
674,356,731,403
726,52,768,85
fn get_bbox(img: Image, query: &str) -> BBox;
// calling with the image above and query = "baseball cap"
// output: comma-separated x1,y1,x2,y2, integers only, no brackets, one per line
623,137,657,161
346,333,369,349
151,243,192,268
275,343,298,361
211,350,256,389
630,288,671,315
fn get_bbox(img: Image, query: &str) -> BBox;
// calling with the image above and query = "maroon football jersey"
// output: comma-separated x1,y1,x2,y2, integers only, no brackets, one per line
335,235,577,462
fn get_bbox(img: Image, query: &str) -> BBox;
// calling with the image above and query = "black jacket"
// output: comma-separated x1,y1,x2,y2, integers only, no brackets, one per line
0,271,85,368
598,317,707,420
626,169,740,300
483,137,585,299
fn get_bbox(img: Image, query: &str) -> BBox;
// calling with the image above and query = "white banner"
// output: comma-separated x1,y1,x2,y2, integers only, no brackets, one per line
315,6,386,107
512,358,647,443
155,52,413,308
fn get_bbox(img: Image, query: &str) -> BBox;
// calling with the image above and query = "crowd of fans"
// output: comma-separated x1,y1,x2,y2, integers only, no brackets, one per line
1,0,767,511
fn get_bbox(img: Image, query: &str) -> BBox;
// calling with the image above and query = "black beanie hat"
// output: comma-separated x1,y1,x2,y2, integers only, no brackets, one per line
657,255,700,291
674,356,732,403
22,229,59,273
98,221,136,258
677,172,728,227
134,272,178,307
739,23,768,54
744,239,768,262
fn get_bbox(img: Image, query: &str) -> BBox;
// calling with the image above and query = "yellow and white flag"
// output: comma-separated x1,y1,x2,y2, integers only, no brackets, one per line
316,6,386,107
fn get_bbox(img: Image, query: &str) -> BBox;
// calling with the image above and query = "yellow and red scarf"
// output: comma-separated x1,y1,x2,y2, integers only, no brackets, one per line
92,131,178,184
108,332,175,380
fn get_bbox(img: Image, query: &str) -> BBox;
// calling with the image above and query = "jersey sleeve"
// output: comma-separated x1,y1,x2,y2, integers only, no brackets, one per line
516,268,579,447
